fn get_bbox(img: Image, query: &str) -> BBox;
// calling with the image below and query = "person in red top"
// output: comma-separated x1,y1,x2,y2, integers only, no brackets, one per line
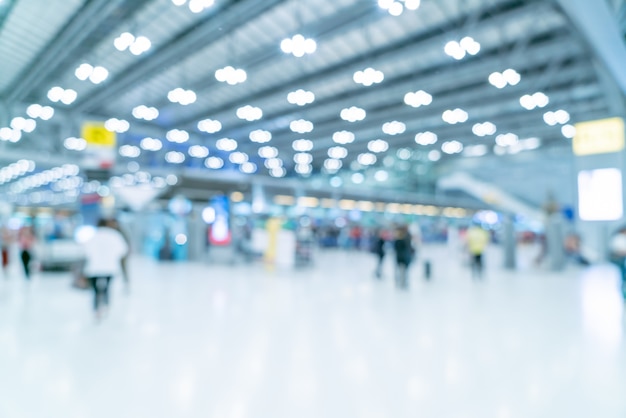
1,226,12,277
18,226,36,279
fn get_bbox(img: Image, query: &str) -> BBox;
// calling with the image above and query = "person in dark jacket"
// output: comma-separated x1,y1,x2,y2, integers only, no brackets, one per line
394,225,414,289
372,229,386,278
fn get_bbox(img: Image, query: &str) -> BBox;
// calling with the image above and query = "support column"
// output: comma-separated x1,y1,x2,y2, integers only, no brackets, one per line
503,215,516,270
546,213,566,271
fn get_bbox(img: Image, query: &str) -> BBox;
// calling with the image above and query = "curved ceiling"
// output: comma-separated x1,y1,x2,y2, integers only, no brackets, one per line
0,0,619,202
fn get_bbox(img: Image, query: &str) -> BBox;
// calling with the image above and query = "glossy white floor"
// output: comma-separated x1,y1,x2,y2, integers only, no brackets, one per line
0,244,625,418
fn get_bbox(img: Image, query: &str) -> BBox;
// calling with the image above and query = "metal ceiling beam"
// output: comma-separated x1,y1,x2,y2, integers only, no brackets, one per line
146,0,379,113
0,0,16,32
3,0,144,102
555,0,626,96
228,41,588,150
165,167,488,209
174,0,549,127
218,31,576,141
304,85,605,160
74,0,288,113
298,70,600,155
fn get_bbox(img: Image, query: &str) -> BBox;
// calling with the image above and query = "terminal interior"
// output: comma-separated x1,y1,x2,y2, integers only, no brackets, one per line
1,0,626,416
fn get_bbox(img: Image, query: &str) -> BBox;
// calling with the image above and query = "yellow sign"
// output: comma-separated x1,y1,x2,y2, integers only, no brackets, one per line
573,117,624,156
81,122,116,147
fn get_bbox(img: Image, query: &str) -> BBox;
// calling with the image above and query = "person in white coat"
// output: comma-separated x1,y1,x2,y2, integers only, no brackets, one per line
82,218,128,318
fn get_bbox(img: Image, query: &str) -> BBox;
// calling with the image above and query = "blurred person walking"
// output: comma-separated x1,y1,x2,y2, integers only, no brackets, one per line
82,218,128,319
18,226,36,279
372,229,387,279
106,218,131,290
1,226,12,278
394,225,414,289
466,222,490,279
609,226,626,297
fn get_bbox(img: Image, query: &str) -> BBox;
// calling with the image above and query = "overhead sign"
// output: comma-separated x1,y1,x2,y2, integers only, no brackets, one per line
573,117,624,156
81,122,116,147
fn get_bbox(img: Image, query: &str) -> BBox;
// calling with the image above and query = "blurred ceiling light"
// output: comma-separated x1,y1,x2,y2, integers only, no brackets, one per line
382,120,406,135
75,63,109,84
543,109,570,126
264,157,283,169
330,176,343,188
215,66,247,85
167,88,196,105
357,152,377,166
114,32,151,55
281,34,316,57
489,69,520,89
165,174,178,185
378,0,420,15
197,118,222,133
205,156,224,169
374,170,389,182
26,104,54,120
428,150,441,161
368,139,389,153
415,131,438,145
23,118,37,133
171,0,215,12
240,162,257,174
328,147,347,160
351,172,365,184
292,139,313,152
63,137,87,151
404,90,432,107
249,129,272,143
104,118,130,133
463,144,488,157
0,160,35,184
293,153,313,165
47,86,77,104
472,121,497,137
445,36,480,60
495,132,519,146
340,106,366,122
113,32,135,51
140,137,162,151
119,145,141,158
132,105,159,120
165,151,185,163
290,119,314,134
287,89,315,106
1,128,21,142
188,145,209,158
324,158,342,172
441,140,463,154
520,92,549,110
520,137,541,150
397,148,412,160
332,130,355,144
166,129,189,143
216,137,237,151
259,146,279,159
295,164,312,175
236,105,262,121
353,67,384,86
188,0,215,13
494,137,541,155
270,167,286,178
561,124,576,138
442,108,468,124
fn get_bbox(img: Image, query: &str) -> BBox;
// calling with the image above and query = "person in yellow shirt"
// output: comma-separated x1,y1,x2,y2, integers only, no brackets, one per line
466,222,490,279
